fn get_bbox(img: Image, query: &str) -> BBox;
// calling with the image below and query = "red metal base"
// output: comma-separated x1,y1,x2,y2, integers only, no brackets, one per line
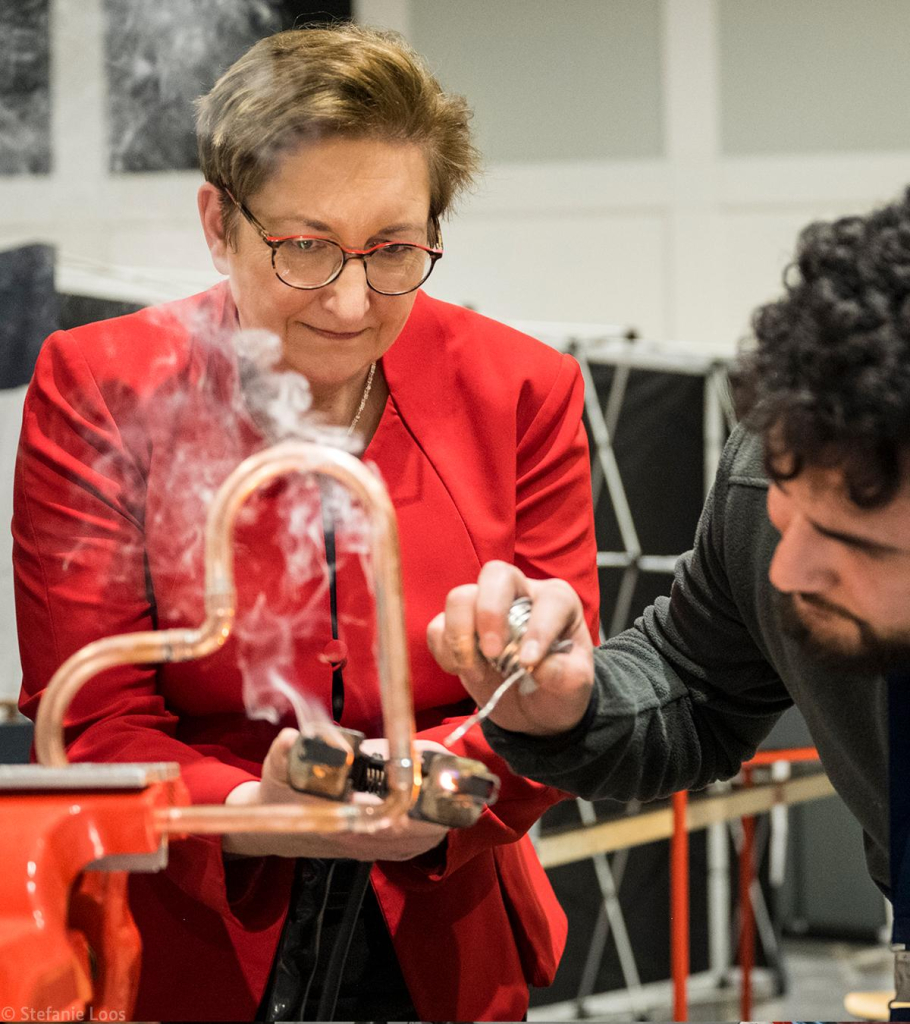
0,774,187,1017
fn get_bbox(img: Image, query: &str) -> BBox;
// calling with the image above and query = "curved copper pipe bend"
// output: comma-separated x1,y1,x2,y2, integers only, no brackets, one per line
34,441,419,835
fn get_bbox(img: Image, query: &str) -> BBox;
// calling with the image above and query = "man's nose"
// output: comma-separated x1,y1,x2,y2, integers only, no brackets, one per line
768,514,838,595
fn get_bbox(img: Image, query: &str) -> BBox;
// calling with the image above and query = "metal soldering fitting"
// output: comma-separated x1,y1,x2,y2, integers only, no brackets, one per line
287,727,364,800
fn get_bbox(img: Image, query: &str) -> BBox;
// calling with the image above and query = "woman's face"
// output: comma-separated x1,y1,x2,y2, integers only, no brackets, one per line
200,137,432,397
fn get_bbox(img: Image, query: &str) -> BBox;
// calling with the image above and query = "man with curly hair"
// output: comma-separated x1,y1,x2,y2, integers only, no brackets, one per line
428,189,910,912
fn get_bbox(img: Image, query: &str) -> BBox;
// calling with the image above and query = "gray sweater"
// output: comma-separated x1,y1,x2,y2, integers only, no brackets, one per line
483,425,890,890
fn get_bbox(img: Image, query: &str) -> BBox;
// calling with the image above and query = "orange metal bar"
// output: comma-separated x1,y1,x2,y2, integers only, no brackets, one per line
744,746,819,767
671,789,689,1021
739,765,755,1021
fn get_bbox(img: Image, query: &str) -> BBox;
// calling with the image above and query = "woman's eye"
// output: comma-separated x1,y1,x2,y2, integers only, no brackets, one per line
291,238,328,253
374,244,413,259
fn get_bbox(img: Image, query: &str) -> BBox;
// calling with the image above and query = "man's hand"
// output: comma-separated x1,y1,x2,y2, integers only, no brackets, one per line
427,560,595,736
222,731,448,860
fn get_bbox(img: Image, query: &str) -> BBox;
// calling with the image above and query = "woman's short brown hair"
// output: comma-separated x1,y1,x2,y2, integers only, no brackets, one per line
195,23,479,246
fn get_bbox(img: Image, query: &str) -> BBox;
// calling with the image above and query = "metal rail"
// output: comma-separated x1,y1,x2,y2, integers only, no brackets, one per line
537,771,835,869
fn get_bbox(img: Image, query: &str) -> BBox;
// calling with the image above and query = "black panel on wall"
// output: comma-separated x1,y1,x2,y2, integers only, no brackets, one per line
588,363,708,637
0,0,51,175
58,293,144,333
104,0,353,173
0,244,57,388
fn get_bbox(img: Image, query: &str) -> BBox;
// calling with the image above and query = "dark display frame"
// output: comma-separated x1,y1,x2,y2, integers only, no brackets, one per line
0,0,51,175
104,0,352,173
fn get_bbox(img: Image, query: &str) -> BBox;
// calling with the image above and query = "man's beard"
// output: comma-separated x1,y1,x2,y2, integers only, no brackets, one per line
774,590,910,674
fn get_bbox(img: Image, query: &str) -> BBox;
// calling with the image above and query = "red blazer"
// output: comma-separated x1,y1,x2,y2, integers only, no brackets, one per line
14,284,600,1022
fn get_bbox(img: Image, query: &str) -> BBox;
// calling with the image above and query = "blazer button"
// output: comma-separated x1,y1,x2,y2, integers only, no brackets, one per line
319,639,348,671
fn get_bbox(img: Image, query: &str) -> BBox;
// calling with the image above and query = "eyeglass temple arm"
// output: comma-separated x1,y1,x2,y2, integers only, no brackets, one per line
221,187,273,243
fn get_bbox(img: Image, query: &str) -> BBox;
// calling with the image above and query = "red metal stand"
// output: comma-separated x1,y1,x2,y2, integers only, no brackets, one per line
743,746,819,767
669,747,820,1022
738,748,820,1020
739,765,756,1021
671,790,689,1021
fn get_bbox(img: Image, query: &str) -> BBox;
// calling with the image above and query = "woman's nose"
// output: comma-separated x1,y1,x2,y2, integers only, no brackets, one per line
321,258,371,322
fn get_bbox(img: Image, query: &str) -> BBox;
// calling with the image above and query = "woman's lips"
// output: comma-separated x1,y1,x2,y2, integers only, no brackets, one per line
300,323,366,340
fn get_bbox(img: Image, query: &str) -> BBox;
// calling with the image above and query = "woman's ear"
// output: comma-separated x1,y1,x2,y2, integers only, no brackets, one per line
198,182,232,275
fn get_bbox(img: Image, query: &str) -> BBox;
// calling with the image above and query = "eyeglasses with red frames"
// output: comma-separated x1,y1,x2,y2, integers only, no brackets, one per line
223,189,443,296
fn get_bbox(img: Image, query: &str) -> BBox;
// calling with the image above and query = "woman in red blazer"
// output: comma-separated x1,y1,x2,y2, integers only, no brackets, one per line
14,24,599,1023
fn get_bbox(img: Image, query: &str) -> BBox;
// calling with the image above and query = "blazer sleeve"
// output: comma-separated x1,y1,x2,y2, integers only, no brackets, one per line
14,329,285,929
383,351,600,885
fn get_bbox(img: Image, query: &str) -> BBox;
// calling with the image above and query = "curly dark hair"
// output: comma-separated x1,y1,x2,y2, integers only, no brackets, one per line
732,187,910,507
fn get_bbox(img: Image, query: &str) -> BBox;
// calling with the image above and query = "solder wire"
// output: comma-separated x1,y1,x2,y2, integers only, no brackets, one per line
444,667,529,746
443,597,573,747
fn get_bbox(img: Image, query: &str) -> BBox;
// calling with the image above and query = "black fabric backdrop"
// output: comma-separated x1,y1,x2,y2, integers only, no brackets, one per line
531,365,717,1007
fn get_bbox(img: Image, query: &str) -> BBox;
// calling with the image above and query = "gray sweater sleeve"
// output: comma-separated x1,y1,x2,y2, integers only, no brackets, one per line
482,426,792,802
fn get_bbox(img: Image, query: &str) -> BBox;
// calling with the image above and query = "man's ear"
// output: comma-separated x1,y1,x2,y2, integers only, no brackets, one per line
198,182,231,275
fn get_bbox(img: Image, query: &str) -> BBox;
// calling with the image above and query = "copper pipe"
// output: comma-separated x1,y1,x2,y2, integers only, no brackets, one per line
34,441,417,832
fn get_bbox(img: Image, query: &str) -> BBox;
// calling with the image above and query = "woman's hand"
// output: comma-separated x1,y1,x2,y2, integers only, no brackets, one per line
222,731,448,860
426,560,595,736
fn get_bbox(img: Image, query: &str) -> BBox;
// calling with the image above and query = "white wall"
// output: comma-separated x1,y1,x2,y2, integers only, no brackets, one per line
393,0,910,347
5,0,910,341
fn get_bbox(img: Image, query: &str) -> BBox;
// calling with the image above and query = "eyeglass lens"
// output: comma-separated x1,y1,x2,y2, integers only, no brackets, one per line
274,239,433,293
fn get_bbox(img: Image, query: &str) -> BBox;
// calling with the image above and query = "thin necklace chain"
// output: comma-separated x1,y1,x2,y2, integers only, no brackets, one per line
347,361,377,436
